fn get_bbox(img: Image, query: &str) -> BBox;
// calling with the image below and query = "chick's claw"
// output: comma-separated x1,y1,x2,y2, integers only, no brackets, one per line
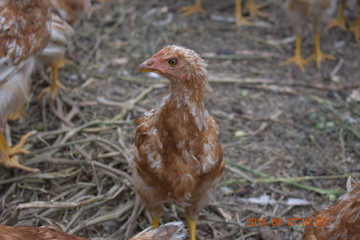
0,130,38,172
284,55,308,72
9,130,37,156
246,0,269,18
326,0,347,31
5,156,40,173
307,50,335,69
326,17,347,31
38,80,67,102
180,0,205,17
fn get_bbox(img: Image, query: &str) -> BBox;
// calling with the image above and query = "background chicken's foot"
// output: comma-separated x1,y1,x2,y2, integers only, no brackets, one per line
326,0,347,31
246,0,269,18
180,0,206,17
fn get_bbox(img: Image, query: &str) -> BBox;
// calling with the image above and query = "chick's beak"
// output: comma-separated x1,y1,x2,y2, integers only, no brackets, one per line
136,58,159,73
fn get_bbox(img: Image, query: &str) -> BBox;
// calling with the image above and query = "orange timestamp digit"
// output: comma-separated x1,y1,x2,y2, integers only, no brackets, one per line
245,218,268,226
245,217,328,226
287,218,299,226
302,218,312,226
301,217,327,226
271,218,283,225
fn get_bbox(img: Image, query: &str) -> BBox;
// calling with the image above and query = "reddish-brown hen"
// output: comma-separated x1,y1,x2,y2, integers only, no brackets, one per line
134,45,225,240
302,177,360,240
0,0,51,172
0,222,186,240
0,225,88,240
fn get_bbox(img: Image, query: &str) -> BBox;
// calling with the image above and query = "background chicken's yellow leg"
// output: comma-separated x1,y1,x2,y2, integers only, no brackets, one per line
38,57,67,102
235,0,251,26
326,0,347,30
9,130,36,156
307,33,335,68
284,36,307,71
187,218,197,240
180,0,205,17
0,130,38,172
8,105,28,122
246,0,269,18
151,216,161,228
350,7,360,43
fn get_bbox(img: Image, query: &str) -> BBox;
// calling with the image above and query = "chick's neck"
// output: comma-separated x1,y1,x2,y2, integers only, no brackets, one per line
158,75,209,132
170,77,206,102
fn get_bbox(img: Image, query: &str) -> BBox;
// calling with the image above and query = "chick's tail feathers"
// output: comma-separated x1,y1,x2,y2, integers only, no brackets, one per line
129,222,187,240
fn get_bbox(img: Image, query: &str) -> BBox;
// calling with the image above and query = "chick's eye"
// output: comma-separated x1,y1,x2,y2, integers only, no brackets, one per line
168,59,177,66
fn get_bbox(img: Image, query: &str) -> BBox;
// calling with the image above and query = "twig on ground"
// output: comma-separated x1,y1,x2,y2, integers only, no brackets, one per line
112,83,166,120
225,160,350,195
69,201,133,234
17,185,125,209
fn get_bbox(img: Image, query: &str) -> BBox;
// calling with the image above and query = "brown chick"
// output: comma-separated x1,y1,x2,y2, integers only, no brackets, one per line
302,177,360,240
0,225,89,240
134,45,225,240
129,222,186,240
38,0,91,102
0,222,185,240
180,0,268,26
285,0,336,71
0,0,51,172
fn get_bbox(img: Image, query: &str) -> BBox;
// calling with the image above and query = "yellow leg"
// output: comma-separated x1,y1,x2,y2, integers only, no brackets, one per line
307,33,335,68
235,0,252,26
284,36,308,71
151,216,161,228
0,130,39,172
8,105,28,122
246,0,269,18
180,0,206,17
326,0,347,30
38,57,67,102
187,218,197,240
350,7,360,43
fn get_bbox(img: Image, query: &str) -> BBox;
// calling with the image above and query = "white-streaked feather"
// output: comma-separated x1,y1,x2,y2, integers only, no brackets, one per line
40,13,73,59
0,0,51,125
130,222,187,240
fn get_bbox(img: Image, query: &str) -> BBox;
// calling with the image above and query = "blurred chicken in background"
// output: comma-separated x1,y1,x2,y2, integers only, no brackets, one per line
0,0,51,172
38,0,91,102
285,0,336,71
180,0,268,26
327,0,360,42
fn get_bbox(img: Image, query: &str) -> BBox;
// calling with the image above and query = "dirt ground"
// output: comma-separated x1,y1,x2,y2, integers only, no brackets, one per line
1,0,360,239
